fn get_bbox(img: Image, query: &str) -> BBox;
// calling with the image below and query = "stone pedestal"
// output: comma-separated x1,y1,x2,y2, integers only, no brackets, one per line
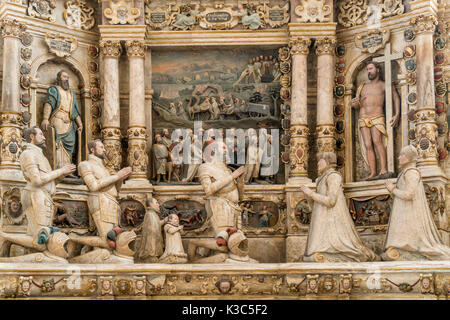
0,19,26,180
125,40,149,183
315,37,337,156
99,40,122,173
288,37,311,185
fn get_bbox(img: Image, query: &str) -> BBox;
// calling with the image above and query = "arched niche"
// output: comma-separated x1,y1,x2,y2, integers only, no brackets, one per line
29,54,93,164
343,54,403,182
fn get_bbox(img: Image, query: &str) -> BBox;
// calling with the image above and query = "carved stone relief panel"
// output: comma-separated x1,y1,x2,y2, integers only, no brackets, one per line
27,0,56,22
104,0,141,25
64,0,96,31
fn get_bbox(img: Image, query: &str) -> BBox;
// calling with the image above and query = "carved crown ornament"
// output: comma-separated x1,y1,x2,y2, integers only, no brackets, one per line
294,0,331,23
45,33,78,58
104,0,141,25
125,40,146,58
315,37,337,55
289,37,311,55
99,40,122,58
355,28,390,54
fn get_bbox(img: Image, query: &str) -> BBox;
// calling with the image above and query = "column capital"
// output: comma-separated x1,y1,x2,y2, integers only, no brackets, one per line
289,37,311,55
125,40,146,58
315,37,337,56
410,14,438,35
99,40,122,58
0,19,26,39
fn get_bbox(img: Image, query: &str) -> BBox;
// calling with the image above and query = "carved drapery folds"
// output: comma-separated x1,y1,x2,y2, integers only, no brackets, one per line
294,0,331,23
27,0,56,22
104,0,141,25
125,40,145,58
64,0,96,31
99,40,122,58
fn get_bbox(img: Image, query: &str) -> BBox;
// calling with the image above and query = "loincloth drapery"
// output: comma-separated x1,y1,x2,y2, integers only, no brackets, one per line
358,115,388,166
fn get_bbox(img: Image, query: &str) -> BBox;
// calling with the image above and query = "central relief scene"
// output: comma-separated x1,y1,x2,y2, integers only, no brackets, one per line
152,47,282,128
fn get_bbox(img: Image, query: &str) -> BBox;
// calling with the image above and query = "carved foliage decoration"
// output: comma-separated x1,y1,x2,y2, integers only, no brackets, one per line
104,0,141,25
338,0,368,27
64,0,96,31
295,0,331,23
28,0,56,22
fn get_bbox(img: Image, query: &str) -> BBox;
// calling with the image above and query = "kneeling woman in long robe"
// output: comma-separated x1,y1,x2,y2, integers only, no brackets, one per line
383,145,450,261
300,152,379,263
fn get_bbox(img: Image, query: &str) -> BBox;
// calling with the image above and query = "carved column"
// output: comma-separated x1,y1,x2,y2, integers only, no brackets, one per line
410,15,439,168
315,37,336,155
99,40,122,173
125,40,149,181
0,19,26,176
288,37,311,182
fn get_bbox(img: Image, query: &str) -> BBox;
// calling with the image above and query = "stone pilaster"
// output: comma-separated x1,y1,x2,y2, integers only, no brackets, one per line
125,40,149,181
0,19,26,177
99,40,122,173
288,37,311,182
315,37,337,156
410,15,439,168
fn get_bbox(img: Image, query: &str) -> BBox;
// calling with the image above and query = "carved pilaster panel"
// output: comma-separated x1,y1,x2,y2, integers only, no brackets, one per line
0,112,23,168
127,127,148,179
99,40,122,58
315,37,336,56
125,40,145,58
289,124,309,177
410,15,438,35
316,124,336,154
338,0,368,27
0,19,27,39
289,37,311,55
101,127,122,173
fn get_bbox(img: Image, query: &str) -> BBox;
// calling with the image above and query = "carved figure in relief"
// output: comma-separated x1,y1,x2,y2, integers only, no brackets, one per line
172,5,198,30
241,7,263,30
69,140,135,263
159,213,188,263
383,145,450,261
182,129,202,182
176,101,189,120
135,198,167,263
187,142,256,263
152,134,169,184
244,133,261,183
257,205,272,228
0,127,76,263
351,61,400,180
41,70,83,170
300,152,379,262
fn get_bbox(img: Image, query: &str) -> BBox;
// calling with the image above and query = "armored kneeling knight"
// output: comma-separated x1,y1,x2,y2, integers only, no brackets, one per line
0,127,76,263
187,141,257,263
69,140,136,263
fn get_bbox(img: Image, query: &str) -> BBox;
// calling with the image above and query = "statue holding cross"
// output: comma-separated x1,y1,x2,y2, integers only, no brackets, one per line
351,60,401,180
